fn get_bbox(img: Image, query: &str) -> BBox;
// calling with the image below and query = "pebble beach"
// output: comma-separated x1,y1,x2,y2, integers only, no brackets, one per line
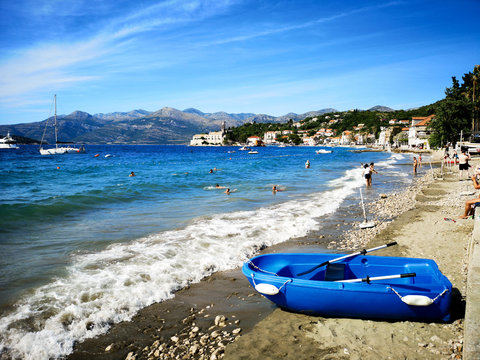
65,154,475,360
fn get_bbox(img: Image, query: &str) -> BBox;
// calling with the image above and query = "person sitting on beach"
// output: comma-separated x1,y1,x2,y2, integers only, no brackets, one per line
362,164,371,187
224,188,230,195
129,171,136,177
459,176,480,219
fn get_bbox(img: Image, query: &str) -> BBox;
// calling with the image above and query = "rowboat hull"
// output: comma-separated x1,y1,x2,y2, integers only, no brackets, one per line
242,253,452,322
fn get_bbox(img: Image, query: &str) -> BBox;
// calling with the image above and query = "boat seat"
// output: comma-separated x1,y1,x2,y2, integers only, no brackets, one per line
324,263,345,281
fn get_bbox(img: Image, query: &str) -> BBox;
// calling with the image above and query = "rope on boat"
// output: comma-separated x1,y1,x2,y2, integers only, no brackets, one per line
247,260,280,276
388,286,449,306
251,273,292,294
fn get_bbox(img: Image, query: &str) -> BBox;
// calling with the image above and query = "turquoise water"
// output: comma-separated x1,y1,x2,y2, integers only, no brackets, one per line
0,144,415,359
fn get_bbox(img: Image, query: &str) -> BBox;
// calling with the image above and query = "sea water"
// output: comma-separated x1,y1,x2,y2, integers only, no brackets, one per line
0,145,417,359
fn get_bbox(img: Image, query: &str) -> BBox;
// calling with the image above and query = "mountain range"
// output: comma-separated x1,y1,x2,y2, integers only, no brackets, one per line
0,106,393,145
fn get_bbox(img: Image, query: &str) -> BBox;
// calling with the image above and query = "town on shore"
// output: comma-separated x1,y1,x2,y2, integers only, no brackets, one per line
190,114,434,151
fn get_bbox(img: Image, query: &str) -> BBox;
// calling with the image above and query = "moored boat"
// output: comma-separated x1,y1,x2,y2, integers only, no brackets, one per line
316,149,332,154
39,95,86,155
0,131,19,150
242,251,452,322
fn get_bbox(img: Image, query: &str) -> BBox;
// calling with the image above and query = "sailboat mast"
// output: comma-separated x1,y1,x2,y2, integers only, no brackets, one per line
54,94,58,149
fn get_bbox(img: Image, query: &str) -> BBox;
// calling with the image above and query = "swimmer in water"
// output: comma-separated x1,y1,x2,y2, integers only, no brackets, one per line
224,188,230,195
215,184,226,189
272,185,285,193
129,171,136,177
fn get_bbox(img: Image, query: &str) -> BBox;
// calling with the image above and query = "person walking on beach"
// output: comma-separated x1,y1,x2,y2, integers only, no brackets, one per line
362,164,371,187
458,150,470,180
413,157,418,174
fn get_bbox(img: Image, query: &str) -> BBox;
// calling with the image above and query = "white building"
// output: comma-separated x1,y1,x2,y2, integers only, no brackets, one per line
264,131,279,144
408,115,434,149
190,122,226,146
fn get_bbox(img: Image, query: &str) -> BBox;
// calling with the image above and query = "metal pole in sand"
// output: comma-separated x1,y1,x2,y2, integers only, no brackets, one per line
359,188,375,229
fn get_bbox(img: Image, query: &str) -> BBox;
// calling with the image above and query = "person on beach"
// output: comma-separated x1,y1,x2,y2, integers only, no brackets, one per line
459,176,480,219
453,150,459,164
129,171,136,177
458,150,470,179
418,155,422,168
413,157,418,174
362,164,371,187
368,163,378,186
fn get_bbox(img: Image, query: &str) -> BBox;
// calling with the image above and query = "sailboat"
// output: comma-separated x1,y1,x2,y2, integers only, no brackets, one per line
39,95,85,155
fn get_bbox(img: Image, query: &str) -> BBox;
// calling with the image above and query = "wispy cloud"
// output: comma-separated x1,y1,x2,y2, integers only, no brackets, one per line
0,0,237,105
197,1,403,47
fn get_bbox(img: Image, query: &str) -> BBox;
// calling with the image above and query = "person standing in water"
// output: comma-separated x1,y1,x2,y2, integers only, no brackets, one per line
368,163,378,186
413,157,418,174
362,164,371,187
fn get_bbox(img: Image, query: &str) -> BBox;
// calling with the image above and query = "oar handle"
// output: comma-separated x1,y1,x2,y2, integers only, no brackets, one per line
336,272,416,283
296,242,398,277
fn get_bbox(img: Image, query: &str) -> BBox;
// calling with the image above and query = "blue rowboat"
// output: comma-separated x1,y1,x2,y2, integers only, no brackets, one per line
242,252,452,322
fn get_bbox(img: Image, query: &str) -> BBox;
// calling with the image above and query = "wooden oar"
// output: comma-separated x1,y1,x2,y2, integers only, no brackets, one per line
296,241,397,276
335,272,416,283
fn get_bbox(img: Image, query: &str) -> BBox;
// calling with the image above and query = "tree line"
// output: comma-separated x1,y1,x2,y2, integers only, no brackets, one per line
224,65,480,148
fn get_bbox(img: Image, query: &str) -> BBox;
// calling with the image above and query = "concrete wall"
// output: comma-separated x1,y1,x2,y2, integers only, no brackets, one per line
464,218,480,359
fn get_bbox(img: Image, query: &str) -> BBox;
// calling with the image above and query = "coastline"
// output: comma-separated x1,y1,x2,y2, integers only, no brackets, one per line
68,159,472,360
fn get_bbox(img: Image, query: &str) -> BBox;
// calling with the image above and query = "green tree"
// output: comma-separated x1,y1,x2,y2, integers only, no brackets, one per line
429,75,472,147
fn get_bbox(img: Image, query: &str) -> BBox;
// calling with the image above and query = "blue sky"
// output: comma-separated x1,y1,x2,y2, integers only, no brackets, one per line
0,0,479,125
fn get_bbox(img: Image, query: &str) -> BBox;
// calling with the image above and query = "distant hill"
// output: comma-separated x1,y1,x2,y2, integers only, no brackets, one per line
0,105,390,144
93,110,151,121
368,105,395,112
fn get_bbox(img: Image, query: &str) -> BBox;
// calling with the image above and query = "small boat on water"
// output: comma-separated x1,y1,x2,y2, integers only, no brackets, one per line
316,149,332,154
0,131,19,150
242,247,452,322
239,146,251,151
39,95,86,155
248,150,259,154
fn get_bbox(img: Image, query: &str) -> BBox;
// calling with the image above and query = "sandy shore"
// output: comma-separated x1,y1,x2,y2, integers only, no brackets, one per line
68,160,474,360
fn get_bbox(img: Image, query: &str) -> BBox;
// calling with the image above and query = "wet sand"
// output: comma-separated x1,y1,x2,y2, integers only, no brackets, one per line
68,162,473,360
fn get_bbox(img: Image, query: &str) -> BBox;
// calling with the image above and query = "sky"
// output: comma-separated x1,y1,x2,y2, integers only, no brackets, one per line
0,0,479,125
